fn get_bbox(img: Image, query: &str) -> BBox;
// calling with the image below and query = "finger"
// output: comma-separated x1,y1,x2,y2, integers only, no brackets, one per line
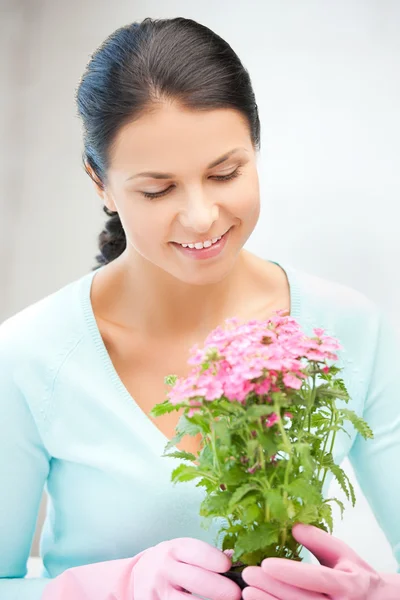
242,567,328,600
291,523,361,567
242,586,279,600
170,538,231,573
169,561,242,600
260,558,357,596
168,586,195,599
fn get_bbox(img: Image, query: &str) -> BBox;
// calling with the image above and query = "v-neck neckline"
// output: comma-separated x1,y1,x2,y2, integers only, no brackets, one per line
80,259,302,455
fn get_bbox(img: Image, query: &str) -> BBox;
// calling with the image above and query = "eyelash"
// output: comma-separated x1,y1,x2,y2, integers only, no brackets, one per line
141,167,243,199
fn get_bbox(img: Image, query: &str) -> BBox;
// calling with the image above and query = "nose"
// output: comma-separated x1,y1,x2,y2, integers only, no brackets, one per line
178,192,219,233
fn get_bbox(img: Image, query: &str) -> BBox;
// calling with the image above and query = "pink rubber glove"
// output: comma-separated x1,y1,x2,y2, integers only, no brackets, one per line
41,537,242,600
241,523,400,600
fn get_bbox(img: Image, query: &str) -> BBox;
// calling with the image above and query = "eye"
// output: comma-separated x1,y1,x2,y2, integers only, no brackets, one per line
141,167,243,199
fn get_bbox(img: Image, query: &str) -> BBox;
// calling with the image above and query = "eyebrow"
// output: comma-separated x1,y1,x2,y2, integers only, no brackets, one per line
126,147,248,181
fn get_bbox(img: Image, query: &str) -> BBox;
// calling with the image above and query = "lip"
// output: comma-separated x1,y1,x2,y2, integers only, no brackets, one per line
171,227,232,260
174,228,230,246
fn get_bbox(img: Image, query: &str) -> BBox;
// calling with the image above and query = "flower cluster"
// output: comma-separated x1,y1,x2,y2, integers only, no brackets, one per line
168,311,340,414
151,310,373,567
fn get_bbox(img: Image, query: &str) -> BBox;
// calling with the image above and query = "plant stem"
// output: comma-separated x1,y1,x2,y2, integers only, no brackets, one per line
273,401,292,554
320,409,338,488
204,405,221,476
317,401,335,482
308,369,317,433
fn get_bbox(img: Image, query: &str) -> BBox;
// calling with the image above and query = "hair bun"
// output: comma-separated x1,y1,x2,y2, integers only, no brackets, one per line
93,208,126,270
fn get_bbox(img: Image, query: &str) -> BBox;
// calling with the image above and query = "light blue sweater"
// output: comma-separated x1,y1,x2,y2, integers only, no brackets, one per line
1,260,399,599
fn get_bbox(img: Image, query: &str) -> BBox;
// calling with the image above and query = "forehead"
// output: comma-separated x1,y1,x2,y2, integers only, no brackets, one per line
108,102,252,174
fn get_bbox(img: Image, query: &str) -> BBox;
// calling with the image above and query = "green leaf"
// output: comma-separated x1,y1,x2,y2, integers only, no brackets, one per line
311,413,331,429
242,503,263,525
246,439,260,457
246,405,277,420
237,493,260,510
297,503,319,524
150,399,180,417
265,489,287,521
200,492,233,517
339,408,374,440
228,484,260,511
171,463,200,484
163,432,184,452
222,533,238,552
258,432,279,457
295,443,317,475
176,414,203,436
316,380,350,402
223,464,245,486
235,523,279,558
195,477,215,493
347,476,356,506
286,478,323,505
324,497,345,519
325,460,356,506
214,420,231,446
219,399,246,415
319,503,333,533
163,450,196,462
198,444,214,469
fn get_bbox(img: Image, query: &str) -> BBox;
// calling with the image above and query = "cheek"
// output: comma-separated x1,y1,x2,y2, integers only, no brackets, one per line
227,186,260,222
119,203,170,249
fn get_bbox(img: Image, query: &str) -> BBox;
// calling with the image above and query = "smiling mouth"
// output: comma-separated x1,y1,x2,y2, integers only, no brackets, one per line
171,227,231,248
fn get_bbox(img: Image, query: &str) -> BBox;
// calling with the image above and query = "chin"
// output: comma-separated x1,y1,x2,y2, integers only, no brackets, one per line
174,253,242,287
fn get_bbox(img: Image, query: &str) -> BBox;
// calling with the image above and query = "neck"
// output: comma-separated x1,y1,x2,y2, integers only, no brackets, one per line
95,249,253,339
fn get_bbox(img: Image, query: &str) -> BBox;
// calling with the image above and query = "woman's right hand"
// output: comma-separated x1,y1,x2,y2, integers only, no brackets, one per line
41,537,242,599
132,537,242,599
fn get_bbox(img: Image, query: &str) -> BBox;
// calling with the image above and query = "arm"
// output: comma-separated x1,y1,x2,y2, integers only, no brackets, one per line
0,343,53,599
348,308,400,570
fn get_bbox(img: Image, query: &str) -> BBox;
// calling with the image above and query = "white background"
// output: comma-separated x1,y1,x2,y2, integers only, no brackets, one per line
1,0,399,573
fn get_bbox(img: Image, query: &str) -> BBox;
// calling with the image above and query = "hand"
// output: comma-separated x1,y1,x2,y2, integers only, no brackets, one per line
132,537,242,599
41,537,242,600
241,523,400,600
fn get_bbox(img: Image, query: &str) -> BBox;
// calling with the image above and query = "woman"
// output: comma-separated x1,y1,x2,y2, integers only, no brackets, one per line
0,16,399,600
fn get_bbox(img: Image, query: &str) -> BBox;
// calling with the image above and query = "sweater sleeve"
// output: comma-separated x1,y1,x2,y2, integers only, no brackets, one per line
0,341,53,599
348,308,400,571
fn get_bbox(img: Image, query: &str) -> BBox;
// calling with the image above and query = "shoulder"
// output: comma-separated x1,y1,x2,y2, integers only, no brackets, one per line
287,262,380,325
284,262,383,371
0,270,94,365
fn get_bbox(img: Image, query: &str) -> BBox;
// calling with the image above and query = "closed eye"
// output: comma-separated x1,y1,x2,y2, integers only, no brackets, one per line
141,167,243,199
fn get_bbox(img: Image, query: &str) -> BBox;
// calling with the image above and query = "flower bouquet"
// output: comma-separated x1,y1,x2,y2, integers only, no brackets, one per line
150,310,373,590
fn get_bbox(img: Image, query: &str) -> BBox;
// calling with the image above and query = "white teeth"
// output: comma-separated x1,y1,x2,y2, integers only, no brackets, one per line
180,235,222,250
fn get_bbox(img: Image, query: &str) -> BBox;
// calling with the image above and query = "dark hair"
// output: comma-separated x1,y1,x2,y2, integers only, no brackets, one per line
75,17,261,271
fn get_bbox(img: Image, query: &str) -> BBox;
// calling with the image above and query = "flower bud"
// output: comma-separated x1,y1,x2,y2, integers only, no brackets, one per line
247,464,259,474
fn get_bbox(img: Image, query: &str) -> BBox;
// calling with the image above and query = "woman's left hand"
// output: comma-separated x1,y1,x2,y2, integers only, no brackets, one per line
241,523,400,599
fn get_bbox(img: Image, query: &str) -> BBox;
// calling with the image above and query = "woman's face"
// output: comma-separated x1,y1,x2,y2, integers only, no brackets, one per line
98,102,261,286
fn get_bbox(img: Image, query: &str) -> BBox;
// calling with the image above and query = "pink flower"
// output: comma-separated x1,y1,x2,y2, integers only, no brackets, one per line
283,373,303,390
265,413,279,428
188,408,201,417
165,313,342,415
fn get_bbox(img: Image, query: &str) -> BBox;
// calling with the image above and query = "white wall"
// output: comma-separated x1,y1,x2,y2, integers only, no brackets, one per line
1,0,399,571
